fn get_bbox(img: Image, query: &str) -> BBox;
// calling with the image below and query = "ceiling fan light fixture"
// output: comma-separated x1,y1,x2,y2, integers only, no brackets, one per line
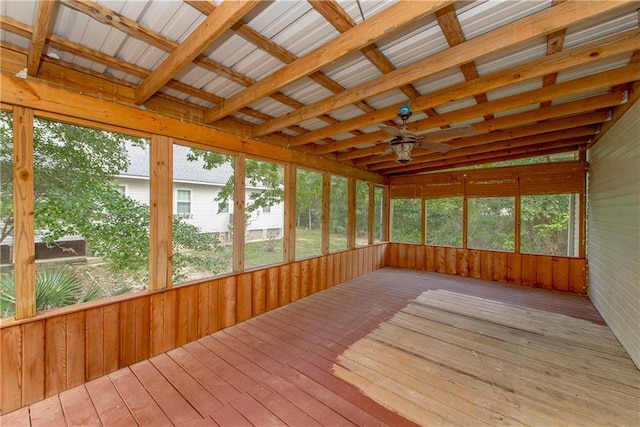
390,139,415,164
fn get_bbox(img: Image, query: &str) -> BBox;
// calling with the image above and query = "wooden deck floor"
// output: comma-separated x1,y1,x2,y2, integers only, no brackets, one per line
3,268,639,426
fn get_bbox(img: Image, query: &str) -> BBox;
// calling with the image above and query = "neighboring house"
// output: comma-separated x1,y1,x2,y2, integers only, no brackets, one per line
117,143,284,243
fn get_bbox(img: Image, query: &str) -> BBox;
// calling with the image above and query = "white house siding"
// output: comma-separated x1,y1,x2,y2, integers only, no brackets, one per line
173,182,230,234
118,177,150,205
587,100,640,368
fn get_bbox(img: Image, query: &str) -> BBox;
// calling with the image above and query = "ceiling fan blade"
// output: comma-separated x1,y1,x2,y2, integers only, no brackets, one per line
420,141,455,153
380,125,404,137
379,147,393,156
421,125,476,142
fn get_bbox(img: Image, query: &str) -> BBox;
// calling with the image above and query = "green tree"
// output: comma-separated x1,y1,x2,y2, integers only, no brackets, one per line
296,169,322,230
0,114,225,282
391,198,421,243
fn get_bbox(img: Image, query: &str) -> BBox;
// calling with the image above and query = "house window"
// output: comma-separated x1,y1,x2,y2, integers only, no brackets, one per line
262,205,271,213
176,189,191,214
117,185,126,195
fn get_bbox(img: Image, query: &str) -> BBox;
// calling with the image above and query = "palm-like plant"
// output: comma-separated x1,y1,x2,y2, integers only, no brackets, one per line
0,268,131,318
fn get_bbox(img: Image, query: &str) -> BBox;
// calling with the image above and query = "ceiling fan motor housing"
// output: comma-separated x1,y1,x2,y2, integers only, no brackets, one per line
398,104,413,122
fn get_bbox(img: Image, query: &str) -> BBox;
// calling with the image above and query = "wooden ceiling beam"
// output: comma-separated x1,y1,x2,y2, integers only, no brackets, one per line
204,0,454,123
316,65,639,155
360,109,612,167
384,140,588,176
541,0,568,108
288,26,640,147
372,126,599,173
134,0,260,104
308,0,422,101
184,1,367,145
27,0,57,77
435,4,492,121
257,0,633,138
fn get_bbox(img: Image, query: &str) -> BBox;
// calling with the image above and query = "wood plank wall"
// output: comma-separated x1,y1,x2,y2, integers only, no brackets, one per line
0,245,385,415
386,243,587,294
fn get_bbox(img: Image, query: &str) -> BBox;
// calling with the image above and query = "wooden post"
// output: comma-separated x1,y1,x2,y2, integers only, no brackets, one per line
283,164,296,262
149,135,173,290
368,183,375,245
421,198,426,245
13,106,36,319
347,178,356,249
462,180,468,249
321,172,330,254
233,154,246,271
382,185,390,242
515,176,521,254
578,148,587,258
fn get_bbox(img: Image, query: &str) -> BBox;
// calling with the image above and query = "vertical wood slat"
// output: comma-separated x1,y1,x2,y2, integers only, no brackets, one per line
252,269,266,316
493,252,508,283
468,249,481,278
103,303,120,374
176,286,198,347
278,265,290,306
66,312,86,390
21,321,45,406
86,307,104,381
536,256,553,289
219,276,237,328
1,326,22,413
553,256,570,292
45,316,66,397
266,267,279,311
150,293,165,356
290,262,301,301
119,300,137,367
13,106,36,320
507,253,522,284
570,258,587,294
236,273,252,323
300,259,310,297
521,254,536,286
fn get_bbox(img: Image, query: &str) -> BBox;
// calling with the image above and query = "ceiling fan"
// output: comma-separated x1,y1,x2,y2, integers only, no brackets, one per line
379,105,476,164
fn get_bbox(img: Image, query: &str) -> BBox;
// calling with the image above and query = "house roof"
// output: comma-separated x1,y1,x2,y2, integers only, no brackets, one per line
122,142,234,185
1,0,638,177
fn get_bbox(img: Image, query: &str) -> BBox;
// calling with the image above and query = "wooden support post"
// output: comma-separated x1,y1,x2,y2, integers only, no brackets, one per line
149,135,173,290
515,177,521,254
322,172,330,254
13,106,36,319
421,198,427,245
578,148,587,258
347,178,356,249
283,164,296,262
233,154,246,272
368,183,375,245
382,185,390,242
462,180,468,249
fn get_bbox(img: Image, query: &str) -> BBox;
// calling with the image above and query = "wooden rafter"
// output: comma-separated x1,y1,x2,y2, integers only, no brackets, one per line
288,27,640,147
254,0,632,138
134,0,260,104
204,0,455,123
27,0,57,76
435,4,493,120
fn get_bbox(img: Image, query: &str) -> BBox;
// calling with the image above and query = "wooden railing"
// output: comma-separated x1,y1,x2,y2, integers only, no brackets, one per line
386,243,587,293
0,245,386,415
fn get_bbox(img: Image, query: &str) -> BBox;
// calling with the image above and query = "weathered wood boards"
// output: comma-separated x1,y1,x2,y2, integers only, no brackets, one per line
0,245,385,414
387,243,587,294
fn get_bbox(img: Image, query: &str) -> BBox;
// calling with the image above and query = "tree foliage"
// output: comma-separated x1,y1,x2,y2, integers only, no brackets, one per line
0,115,227,283
391,198,421,243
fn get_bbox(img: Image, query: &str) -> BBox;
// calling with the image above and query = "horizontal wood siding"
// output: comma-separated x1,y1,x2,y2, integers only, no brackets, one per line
386,243,586,293
587,99,640,368
0,245,386,415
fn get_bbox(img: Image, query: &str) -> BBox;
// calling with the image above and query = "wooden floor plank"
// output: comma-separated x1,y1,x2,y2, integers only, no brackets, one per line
108,367,173,426
84,375,137,426
129,359,205,425
167,346,243,404
28,395,66,427
149,353,223,417
58,385,101,426
5,268,639,427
